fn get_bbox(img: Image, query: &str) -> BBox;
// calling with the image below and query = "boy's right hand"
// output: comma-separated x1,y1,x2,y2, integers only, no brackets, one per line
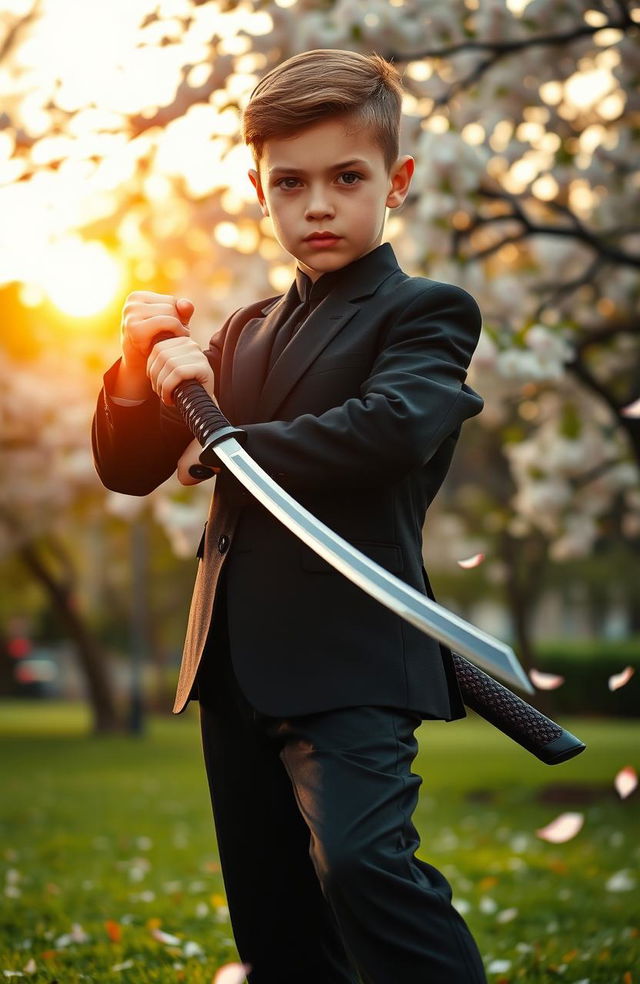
121,291,195,373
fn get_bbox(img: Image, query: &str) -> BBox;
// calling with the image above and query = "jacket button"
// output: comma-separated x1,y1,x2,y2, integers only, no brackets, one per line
217,534,230,554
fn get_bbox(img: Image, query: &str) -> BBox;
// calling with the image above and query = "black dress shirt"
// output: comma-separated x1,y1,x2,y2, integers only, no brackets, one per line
267,246,386,372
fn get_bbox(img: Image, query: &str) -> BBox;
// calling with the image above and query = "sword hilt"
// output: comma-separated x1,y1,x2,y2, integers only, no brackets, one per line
452,652,586,765
151,332,245,457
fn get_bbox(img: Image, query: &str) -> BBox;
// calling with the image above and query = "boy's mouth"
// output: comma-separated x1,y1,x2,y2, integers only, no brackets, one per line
304,232,342,246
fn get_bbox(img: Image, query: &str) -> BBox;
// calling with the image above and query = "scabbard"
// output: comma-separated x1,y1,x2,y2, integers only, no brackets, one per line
160,365,585,766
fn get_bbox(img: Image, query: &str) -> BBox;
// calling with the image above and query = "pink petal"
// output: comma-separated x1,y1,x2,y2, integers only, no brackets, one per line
530,668,565,690
614,766,637,799
608,666,635,691
621,398,640,418
457,553,485,569
536,811,584,843
150,928,181,945
213,964,252,984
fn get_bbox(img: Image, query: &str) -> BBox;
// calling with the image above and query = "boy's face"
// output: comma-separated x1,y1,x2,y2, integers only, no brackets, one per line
248,116,414,282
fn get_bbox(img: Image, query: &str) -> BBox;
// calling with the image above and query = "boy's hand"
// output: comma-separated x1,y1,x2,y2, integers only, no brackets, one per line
177,438,220,485
146,333,216,407
121,292,214,407
121,291,194,374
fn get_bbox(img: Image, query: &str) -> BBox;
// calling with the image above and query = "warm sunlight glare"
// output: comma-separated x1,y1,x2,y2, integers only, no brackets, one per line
39,238,124,318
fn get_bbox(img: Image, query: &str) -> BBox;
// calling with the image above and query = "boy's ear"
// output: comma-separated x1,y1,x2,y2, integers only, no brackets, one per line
248,168,269,217
386,155,415,209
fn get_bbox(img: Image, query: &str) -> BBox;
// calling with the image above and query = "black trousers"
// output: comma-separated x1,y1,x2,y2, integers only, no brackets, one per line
195,567,487,984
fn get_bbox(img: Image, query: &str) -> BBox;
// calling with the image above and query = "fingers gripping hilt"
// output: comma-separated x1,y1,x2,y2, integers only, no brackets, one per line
151,331,246,460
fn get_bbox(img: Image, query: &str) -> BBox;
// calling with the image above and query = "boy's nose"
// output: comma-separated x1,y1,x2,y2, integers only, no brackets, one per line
305,189,335,220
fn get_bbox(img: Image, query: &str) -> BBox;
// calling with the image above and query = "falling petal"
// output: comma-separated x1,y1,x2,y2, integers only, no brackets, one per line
487,959,511,973
621,398,640,418
457,553,485,569
151,928,181,945
111,961,135,972
609,666,635,691
213,962,252,984
21,961,36,976
536,811,584,843
614,766,637,799
2,972,24,978
606,869,636,892
479,896,498,914
496,907,519,923
70,924,89,943
530,668,564,690
183,941,204,957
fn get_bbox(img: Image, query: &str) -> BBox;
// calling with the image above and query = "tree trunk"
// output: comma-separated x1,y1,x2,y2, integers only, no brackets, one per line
498,531,536,669
18,538,123,734
497,529,556,714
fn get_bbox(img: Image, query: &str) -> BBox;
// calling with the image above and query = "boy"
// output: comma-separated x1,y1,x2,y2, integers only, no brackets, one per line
92,49,487,984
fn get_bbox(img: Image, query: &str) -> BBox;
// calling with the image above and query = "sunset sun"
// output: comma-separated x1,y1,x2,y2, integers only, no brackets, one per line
39,238,124,318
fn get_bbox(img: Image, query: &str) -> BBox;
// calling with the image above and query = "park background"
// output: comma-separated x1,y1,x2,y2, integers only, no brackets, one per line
1,0,638,981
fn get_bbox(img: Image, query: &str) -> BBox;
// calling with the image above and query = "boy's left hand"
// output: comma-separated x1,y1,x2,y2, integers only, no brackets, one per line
147,335,215,407
177,438,220,486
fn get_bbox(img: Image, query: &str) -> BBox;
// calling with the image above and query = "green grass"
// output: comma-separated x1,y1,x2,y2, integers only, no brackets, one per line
1,701,638,982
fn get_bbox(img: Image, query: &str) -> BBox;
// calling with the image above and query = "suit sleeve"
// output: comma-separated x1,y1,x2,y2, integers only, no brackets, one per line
91,313,234,495
240,283,484,492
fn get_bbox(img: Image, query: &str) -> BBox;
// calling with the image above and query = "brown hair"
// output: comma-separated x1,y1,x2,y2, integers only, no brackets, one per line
242,49,404,173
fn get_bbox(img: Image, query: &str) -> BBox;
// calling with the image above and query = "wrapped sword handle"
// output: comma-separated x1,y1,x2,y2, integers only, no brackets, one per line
151,332,245,457
452,652,585,764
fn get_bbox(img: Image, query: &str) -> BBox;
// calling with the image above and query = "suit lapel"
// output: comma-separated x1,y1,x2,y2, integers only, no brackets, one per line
255,295,359,421
231,243,401,424
229,283,297,424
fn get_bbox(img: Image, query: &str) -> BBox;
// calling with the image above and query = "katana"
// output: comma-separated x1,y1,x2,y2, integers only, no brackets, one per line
155,352,585,765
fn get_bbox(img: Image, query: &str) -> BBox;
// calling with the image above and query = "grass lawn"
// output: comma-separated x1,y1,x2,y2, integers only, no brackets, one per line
1,700,638,983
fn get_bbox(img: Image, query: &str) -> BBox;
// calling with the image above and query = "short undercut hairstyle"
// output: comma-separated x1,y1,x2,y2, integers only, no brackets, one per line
242,49,404,174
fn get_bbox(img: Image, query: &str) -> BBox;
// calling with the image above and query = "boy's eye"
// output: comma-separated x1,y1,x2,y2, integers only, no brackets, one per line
274,172,363,190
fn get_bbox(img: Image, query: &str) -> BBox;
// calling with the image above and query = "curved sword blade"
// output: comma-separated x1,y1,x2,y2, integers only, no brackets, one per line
202,437,533,695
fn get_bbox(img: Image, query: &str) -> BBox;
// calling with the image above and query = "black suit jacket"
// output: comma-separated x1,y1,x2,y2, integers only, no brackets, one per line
92,243,484,720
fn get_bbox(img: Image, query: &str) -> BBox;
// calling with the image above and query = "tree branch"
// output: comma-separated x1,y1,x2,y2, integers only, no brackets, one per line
385,11,634,64
531,256,604,321
575,320,639,350
460,187,640,268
